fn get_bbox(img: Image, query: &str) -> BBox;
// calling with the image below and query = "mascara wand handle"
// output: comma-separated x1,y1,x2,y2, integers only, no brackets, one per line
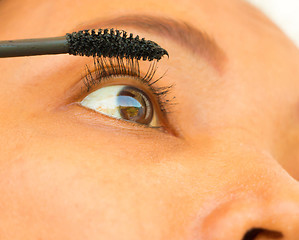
0,36,68,58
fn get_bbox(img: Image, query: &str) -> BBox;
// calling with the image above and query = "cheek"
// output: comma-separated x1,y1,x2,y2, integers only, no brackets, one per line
0,142,210,240
0,155,139,239
0,148,188,240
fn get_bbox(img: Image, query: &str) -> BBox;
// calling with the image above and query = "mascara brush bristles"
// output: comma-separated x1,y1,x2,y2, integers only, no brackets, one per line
67,28,168,61
0,28,169,61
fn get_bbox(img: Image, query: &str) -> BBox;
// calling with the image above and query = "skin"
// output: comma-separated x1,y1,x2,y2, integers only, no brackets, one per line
0,0,299,239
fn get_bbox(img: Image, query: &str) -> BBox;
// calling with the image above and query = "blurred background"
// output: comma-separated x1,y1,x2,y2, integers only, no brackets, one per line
246,0,299,47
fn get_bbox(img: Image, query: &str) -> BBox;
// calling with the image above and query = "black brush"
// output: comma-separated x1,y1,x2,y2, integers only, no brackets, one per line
0,28,168,61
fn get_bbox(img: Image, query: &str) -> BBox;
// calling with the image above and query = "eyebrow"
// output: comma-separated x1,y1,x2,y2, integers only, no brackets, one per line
75,15,227,72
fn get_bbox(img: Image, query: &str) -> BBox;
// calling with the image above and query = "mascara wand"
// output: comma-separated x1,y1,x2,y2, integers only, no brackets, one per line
0,28,168,61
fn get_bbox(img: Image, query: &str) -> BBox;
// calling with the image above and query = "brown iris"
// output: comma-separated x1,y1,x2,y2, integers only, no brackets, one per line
117,86,153,125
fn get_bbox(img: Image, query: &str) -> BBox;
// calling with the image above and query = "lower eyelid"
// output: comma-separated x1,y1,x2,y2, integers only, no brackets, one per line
56,93,178,137
62,102,164,133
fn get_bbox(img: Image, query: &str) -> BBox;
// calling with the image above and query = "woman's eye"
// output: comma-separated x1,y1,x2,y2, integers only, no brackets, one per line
80,85,160,127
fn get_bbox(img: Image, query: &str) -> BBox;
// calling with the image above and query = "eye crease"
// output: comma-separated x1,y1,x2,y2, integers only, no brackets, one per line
77,56,173,129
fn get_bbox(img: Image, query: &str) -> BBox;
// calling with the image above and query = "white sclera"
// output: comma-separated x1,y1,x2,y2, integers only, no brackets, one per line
81,85,126,119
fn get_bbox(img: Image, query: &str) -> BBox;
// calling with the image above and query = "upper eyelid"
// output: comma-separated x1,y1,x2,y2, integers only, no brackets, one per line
82,57,144,92
91,57,157,82
79,57,172,111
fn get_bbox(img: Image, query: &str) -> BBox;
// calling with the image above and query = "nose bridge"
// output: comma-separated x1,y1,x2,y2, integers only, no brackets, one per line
195,151,299,240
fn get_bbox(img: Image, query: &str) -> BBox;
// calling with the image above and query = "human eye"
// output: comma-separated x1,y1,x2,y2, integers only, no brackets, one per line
74,57,174,131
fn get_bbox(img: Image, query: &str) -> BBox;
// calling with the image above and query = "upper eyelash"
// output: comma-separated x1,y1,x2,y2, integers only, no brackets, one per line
82,56,174,114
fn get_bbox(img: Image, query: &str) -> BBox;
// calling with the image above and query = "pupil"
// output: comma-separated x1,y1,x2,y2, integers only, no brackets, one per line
117,87,153,124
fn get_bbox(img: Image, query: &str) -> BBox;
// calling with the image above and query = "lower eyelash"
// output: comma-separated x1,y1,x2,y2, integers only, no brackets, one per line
82,56,175,114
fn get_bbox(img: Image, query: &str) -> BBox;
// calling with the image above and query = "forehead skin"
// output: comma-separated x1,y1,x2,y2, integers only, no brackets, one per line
0,0,299,240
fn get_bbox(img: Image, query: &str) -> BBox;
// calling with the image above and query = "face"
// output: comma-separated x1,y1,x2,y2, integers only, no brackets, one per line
1,0,299,239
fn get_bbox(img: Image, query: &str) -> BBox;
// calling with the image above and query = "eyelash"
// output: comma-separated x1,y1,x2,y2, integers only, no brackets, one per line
81,56,174,114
